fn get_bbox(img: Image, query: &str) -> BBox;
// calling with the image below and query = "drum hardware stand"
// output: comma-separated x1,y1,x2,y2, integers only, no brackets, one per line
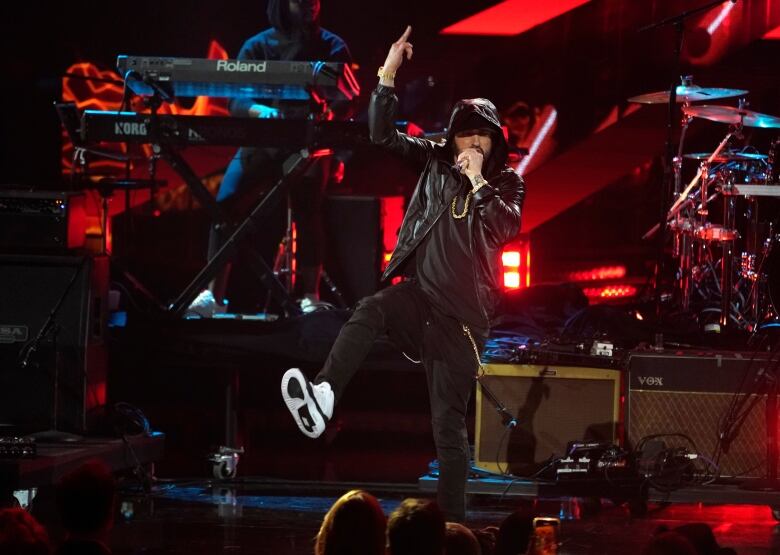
673,101,694,197
263,90,349,312
272,191,296,295
638,0,741,319
266,202,349,312
667,129,738,314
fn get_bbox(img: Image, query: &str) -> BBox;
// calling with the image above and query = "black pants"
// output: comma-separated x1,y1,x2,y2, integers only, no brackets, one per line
315,280,487,522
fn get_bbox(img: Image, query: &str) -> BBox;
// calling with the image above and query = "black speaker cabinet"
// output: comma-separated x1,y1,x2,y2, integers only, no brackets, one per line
324,195,402,305
627,351,771,478
0,255,108,434
475,363,621,475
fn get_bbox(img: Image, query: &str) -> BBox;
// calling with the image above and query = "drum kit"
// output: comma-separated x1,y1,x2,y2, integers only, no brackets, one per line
631,77,780,331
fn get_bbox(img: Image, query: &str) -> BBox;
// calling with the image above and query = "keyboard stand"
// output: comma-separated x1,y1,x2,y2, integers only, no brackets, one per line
167,149,328,318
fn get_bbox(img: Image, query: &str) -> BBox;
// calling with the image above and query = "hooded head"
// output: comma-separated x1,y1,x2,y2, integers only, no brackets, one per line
266,0,321,37
445,98,508,179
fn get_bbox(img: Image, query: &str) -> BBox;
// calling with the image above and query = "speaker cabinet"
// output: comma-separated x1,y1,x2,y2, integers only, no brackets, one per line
324,195,403,305
475,363,621,475
627,351,770,478
0,255,108,434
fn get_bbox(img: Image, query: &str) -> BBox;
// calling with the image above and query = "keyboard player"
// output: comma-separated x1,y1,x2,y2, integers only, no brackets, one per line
189,0,355,316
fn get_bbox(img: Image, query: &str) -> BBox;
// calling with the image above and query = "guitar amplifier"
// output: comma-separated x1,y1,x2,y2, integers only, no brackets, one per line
626,351,771,478
475,363,622,475
0,190,86,253
0,255,109,434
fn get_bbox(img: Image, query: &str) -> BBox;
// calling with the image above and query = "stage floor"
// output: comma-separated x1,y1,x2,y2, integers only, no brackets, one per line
29,478,778,554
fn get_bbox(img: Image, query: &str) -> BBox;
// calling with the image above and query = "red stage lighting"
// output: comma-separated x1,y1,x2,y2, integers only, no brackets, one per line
501,237,530,290
440,0,590,36
583,284,637,300
765,25,780,39
567,265,627,282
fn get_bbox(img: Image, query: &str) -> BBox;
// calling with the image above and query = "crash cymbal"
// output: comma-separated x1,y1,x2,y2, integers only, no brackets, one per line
628,85,747,105
683,105,780,128
683,151,768,162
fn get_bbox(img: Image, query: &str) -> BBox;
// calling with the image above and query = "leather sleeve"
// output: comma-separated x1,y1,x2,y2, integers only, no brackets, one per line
369,85,434,168
472,169,525,245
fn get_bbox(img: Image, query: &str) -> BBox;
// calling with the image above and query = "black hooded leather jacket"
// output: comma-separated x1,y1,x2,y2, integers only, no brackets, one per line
370,85,525,327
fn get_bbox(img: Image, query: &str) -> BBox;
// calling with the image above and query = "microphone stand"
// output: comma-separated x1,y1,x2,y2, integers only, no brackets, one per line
638,0,739,322
19,258,87,442
476,375,518,429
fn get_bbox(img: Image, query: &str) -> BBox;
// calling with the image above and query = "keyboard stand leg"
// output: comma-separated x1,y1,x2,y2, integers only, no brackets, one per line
168,149,319,317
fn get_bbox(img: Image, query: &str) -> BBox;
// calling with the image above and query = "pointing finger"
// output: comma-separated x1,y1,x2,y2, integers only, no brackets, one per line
398,25,412,43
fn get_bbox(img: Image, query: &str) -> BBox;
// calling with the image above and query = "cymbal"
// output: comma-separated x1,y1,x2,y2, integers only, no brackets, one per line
628,85,747,105
683,151,768,162
683,105,780,128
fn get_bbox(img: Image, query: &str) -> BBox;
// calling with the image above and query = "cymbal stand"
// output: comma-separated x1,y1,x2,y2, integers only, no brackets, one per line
719,173,737,328
674,99,694,197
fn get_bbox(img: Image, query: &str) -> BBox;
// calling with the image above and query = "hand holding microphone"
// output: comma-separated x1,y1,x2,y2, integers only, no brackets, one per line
455,148,484,178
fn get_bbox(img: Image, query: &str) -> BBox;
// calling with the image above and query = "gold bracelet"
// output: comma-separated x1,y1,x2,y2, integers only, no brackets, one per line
377,66,396,81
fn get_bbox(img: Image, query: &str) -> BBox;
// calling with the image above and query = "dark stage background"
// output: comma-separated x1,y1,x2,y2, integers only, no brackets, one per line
3,1,780,481
4,0,779,186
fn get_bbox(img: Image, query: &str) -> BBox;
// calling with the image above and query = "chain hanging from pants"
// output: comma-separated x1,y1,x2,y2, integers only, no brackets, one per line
462,324,485,378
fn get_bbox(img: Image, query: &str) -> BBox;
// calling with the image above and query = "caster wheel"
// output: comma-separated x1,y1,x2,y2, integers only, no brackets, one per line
212,460,236,480
208,447,242,480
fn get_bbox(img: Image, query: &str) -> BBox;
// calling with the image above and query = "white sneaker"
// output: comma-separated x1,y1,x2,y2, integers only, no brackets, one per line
184,290,227,319
281,368,333,438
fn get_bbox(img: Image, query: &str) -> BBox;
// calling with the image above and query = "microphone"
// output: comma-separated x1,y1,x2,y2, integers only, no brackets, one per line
455,159,467,173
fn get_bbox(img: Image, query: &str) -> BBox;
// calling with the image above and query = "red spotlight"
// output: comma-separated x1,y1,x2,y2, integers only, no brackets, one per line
502,236,530,290
504,271,521,289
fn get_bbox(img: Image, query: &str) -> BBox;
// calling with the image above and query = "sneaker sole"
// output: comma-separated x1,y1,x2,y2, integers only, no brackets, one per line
281,368,326,439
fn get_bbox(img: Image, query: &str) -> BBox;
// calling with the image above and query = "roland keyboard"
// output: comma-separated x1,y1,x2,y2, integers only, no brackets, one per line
80,110,369,148
116,56,360,101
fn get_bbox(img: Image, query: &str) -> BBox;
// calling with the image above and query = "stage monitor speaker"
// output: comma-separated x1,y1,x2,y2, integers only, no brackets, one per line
0,255,108,434
475,363,621,475
627,351,771,478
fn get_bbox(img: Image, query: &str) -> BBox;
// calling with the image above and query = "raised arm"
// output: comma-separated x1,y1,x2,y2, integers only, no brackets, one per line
368,26,434,167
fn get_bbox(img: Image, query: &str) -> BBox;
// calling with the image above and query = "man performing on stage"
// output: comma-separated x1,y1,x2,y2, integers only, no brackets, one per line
281,26,525,522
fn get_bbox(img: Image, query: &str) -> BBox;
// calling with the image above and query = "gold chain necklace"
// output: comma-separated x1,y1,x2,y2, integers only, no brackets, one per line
451,190,473,219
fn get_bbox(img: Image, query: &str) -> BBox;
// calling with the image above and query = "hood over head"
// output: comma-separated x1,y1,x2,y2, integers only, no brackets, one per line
444,98,508,178
266,0,321,38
